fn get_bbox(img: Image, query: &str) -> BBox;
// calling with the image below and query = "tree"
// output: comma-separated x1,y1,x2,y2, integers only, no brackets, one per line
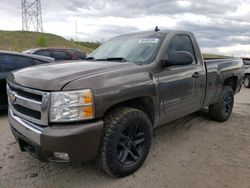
36,36,47,47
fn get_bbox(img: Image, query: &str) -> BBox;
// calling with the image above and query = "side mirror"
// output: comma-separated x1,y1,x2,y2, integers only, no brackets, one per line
162,51,194,67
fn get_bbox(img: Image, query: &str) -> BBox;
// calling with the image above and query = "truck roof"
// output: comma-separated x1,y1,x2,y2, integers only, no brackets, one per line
117,30,193,37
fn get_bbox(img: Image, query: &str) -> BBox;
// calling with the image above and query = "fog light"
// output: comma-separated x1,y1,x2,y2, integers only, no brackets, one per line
53,152,70,161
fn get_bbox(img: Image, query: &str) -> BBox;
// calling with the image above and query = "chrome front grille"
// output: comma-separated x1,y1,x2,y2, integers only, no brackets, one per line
7,82,50,126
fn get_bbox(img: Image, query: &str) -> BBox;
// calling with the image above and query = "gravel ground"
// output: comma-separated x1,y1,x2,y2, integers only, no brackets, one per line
0,88,250,188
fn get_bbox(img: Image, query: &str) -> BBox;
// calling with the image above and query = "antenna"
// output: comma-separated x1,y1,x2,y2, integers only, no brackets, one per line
154,26,160,32
22,0,43,32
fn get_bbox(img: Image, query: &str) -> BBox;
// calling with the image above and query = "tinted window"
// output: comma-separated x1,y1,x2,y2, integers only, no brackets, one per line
0,55,33,72
67,51,77,60
75,51,86,60
32,59,48,65
243,60,250,65
34,50,51,57
166,35,196,63
51,51,70,60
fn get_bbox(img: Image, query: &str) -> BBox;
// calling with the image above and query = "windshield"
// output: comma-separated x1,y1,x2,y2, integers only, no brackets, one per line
88,33,163,64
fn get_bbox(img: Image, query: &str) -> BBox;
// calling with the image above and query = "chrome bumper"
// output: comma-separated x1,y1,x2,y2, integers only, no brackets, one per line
9,110,43,145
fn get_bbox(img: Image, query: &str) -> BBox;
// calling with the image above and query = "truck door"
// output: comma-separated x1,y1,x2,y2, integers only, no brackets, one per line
157,34,206,125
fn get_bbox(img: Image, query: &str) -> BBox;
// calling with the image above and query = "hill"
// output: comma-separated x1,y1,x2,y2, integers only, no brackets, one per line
0,30,228,59
0,30,99,53
202,53,228,59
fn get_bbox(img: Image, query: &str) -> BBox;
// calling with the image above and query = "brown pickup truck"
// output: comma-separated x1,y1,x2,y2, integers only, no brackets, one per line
7,30,243,177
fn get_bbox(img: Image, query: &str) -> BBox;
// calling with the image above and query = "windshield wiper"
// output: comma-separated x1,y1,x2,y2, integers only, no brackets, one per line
86,57,129,62
85,57,95,60
106,57,128,62
95,58,108,61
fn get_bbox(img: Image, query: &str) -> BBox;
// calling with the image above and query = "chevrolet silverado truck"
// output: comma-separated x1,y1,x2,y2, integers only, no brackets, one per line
7,30,243,177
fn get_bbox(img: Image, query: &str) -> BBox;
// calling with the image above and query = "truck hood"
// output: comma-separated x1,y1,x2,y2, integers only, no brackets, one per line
8,60,137,91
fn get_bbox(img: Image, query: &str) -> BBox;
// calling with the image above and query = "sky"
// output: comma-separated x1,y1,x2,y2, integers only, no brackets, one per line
0,0,250,56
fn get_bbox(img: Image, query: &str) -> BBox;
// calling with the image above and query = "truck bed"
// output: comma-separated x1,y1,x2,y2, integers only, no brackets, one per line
203,57,243,106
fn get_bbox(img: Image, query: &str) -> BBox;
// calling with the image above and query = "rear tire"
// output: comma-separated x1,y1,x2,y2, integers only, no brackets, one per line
209,86,234,122
98,107,152,177
244,75,250,88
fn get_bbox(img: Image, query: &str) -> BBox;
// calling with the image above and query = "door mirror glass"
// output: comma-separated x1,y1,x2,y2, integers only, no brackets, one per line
163,51,194,66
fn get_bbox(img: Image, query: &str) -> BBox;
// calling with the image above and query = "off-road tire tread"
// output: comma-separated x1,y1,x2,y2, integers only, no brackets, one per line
98,107,152,177
209,86,234,122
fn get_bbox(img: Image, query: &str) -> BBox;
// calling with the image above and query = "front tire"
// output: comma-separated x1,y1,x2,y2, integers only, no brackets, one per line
209,86,234,122
244,75,250,88
98,107,152,177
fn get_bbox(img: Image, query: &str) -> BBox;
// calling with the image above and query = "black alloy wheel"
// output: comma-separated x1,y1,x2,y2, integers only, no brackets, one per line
116,122,147,167
223,92,233,116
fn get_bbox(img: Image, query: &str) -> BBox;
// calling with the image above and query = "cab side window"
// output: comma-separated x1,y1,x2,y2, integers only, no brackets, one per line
243,60,250,65
166,35,196,63
0,54,33,72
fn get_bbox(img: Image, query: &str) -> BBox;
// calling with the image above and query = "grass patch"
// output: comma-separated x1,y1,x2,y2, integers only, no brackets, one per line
202,53,228,59
0,30,99,53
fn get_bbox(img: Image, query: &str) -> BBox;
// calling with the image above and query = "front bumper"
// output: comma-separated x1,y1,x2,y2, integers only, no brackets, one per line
9,110,103,163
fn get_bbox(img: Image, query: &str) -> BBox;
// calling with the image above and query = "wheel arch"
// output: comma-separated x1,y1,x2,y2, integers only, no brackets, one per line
223,76,238,93
102,96,156,126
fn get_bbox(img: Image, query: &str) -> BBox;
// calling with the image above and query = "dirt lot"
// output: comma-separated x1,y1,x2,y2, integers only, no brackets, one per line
0,88,250,188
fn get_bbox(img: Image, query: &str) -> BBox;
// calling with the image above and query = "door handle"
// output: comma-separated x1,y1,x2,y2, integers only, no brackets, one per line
192,72,201,78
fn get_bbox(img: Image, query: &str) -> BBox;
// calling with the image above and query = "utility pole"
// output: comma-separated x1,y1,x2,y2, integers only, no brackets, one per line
75,20,78,41
22,0,43,32
75,20,78,48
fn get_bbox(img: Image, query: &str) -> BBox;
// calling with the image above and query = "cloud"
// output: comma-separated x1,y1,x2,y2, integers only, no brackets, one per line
53,0,240,17
1,0,250,56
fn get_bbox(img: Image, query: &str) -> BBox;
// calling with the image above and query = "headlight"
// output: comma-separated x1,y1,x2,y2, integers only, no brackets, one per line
50,89,94,122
